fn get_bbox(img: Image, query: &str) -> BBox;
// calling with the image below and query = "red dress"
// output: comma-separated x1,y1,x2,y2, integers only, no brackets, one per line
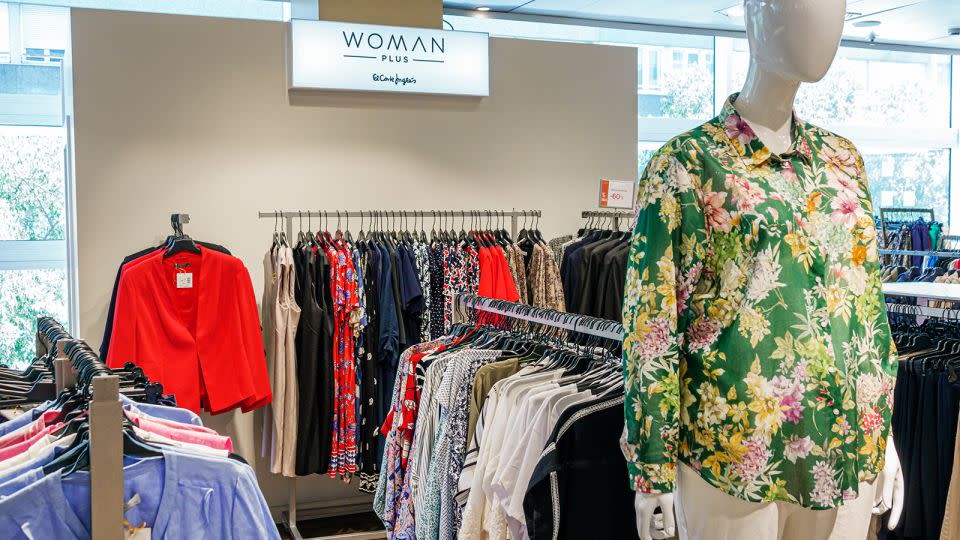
106,247,271,414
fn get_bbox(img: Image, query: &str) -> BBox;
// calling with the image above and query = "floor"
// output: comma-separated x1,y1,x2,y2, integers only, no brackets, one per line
277,511,387,539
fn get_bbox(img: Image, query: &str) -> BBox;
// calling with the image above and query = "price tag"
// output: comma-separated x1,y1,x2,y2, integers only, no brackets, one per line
599,179,635,209
127,527,152,540
176,273,194,289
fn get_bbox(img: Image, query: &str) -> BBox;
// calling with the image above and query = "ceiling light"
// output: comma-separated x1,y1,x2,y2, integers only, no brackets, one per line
476,6,491,11
717,4,744,18
853,20,882,27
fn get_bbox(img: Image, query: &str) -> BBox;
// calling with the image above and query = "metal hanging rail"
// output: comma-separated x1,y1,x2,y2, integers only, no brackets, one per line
453,293,624,342
581,210,633,231
258,209,542,243
878,249,960,257
258,209,554,540
878,207,935,247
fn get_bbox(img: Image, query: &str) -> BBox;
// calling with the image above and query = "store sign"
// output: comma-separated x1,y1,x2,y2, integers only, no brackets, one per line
599,179,635,209
289,19,490,96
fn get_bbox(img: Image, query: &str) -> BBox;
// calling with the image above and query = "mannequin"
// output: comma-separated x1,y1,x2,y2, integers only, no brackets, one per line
627,1,905,539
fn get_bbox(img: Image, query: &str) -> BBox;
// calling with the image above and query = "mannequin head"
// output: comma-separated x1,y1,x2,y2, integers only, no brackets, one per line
744,0,845,83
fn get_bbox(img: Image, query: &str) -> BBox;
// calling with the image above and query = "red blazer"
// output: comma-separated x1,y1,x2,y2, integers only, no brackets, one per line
106,247,271,414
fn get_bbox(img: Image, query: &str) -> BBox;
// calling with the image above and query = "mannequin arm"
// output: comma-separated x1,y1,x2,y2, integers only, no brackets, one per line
873,434,904,529
635,492,676,540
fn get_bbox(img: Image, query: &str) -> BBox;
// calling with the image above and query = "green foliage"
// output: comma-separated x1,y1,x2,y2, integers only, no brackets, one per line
0,132,66,241
659,65,713,119
0,131,68,368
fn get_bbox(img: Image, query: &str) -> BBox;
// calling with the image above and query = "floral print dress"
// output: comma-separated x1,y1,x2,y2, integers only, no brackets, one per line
621,94,898,509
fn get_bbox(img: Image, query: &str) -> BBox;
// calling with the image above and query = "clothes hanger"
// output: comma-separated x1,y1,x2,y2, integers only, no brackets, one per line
163,214,201,258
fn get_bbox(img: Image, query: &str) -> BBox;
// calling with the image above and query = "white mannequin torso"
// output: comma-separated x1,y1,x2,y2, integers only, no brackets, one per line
631,1,904,538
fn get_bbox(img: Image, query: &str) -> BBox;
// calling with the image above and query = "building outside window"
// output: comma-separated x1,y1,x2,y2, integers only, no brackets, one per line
447,14,959,230
0,2,69,368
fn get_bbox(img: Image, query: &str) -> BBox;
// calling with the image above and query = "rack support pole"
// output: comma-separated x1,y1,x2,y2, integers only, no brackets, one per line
90,375,124,540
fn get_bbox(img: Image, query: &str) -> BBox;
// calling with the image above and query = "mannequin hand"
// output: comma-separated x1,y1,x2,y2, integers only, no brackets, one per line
635,491,676,540
873,434,904,529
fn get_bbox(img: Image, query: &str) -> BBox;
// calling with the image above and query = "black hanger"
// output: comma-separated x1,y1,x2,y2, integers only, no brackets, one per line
164,214,201,258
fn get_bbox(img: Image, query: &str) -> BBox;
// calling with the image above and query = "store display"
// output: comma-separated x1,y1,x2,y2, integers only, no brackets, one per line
105,221,271,415
876,310,960,540
555,211,632,320
258,210,551,483
374,295,632,540
621,2,902,539
0,319,278,539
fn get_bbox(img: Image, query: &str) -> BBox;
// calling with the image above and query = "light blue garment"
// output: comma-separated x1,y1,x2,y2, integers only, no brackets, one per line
0,454,142,499
120,395,203,426
0,398,201,441
0,401,54,438
0,446,57,489
0,449,278,539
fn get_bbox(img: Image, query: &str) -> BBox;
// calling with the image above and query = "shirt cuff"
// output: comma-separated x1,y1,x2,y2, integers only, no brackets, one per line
627,460,677,494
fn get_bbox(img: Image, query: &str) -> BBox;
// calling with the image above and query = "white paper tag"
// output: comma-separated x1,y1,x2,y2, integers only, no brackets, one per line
176,273,193,289
126,527,151,540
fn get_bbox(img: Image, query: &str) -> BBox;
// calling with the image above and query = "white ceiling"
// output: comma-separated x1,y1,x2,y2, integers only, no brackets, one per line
444,0,960,50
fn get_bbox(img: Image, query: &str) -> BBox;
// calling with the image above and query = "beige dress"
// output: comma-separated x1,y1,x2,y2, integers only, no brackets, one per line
278,247,301,476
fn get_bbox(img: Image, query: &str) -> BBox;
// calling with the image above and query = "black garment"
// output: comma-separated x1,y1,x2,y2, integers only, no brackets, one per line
316,245,335,474
523,393,638,540
889,358,960,540
598,242,629,322
575,234,626,317
560,232,602,312
428,243,446,340
294,248,324,476
99,241,231,359
359,246,381,474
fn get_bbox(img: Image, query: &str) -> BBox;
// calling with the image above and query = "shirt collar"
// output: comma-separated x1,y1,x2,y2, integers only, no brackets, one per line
717,93,814,167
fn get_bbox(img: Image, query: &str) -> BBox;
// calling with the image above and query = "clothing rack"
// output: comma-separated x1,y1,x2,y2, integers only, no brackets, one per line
581,210,633,231
257,209,542,243
452,293,624,342
884,282,960,320
258,209,541,540
37,318,124,540
878,207,935,247
879,249,960,257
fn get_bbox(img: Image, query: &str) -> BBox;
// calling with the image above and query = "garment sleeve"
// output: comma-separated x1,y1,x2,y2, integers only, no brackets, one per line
229,468,281,540
621,147,704,493
236,260,273,412
105,270,140,370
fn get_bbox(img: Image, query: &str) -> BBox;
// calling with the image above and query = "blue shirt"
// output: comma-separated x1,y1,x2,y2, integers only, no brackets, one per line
0,398,202,440
0,449,278,539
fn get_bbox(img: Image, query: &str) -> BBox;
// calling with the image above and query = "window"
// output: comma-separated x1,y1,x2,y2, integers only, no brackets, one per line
449,14,958,226
863,149,951,222
15,0,285,21
444,15,715,121
0,3,70,368
0,3,9,63
717,39,951,129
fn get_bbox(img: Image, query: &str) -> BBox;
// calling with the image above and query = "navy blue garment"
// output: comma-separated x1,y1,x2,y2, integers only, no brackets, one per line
397,246,426,346
376,244,400,460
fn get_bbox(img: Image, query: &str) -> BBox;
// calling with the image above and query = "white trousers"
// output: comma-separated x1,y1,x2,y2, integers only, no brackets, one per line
675,464,877,540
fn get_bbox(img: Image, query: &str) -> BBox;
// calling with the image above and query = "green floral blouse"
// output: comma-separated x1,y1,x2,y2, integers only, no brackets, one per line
621,94,898,509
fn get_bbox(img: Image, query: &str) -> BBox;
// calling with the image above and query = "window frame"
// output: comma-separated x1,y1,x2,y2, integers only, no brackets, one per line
0,2,76,341
444,11,960,230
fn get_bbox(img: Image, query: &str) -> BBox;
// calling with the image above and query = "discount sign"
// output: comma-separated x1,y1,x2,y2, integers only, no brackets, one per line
599,179,634,209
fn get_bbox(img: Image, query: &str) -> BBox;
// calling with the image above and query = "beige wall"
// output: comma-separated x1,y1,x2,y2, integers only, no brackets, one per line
71,8,637,511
